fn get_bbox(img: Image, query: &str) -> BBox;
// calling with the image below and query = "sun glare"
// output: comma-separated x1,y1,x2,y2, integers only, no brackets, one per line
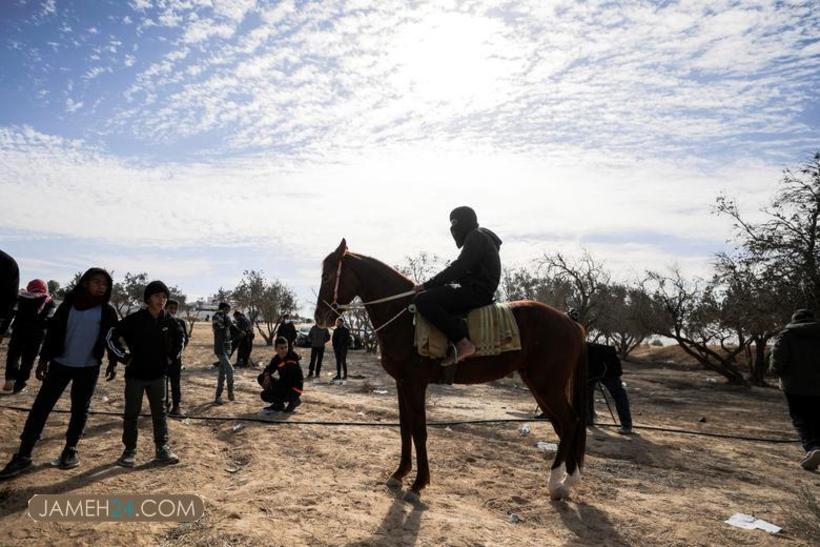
390,12,518,108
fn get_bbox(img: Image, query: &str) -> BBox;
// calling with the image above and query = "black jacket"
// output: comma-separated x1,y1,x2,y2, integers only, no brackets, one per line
587,343,622,381
309,325,330,348
424,227,502,299
278,321,297,343
332,326,351,351
770,319,820,396
107,308,185,381
261,352,304,394
0,249,19,336
8,296,56,341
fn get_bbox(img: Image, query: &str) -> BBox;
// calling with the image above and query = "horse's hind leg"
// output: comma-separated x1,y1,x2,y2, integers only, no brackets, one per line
388,382,413,488
521,372,577,500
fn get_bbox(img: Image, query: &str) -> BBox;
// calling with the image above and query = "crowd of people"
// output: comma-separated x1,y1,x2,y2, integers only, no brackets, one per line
0,249,355,479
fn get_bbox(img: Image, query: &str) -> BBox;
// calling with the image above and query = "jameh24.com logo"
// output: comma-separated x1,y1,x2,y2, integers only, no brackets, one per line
28,494,204,522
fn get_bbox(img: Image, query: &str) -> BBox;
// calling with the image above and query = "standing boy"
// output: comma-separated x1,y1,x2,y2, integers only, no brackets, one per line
233,310,254,367
277,314,297,352
332,318,351,381
258,337,303,413
212,302,235,404
165,299,189,417
0,268,117,478
4,279,56,393
0,249,19,338
107,281,185,467
307,323,330,379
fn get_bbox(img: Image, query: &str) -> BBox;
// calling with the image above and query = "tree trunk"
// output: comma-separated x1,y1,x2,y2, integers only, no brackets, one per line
673,337,750,385
748,336,770,386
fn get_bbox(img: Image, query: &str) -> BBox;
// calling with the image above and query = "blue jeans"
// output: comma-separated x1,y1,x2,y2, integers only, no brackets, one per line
215,350,234,399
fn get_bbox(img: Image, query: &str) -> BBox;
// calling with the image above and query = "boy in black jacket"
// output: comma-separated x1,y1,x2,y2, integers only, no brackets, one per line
332,318,351,381
0,268,117,479
165,299,189,417
4,279,56,393
107,281,185,467
0,249,19,338
258,337,303,413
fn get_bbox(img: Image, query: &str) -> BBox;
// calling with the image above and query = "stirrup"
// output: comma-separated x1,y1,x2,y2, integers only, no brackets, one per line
441,343,459,367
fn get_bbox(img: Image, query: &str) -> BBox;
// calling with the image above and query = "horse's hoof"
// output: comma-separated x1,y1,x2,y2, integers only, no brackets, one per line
386,476,402,489
403,490,421,503
549,485,571,501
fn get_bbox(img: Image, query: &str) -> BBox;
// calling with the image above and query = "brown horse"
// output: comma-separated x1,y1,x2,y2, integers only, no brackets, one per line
315,239,587,501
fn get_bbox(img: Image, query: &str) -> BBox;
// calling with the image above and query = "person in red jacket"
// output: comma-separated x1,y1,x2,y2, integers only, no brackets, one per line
4,279,56,393
258,337,303,414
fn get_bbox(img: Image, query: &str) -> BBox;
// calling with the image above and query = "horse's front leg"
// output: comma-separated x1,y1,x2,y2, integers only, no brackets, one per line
407,382,430,500
387,381,412,488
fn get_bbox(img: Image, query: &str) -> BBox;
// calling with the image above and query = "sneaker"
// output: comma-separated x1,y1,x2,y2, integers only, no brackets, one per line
169,405,184,418
154,445,179,465
0,454,33,480
617,427,634,435
801,449,820,471
214,398,225,405
116,449,136,468
12,383,26,394
2,380,14,392
284,399,302,413
227,390,235,402
57,446,80,469
332,375,342,381
307,373,314,378
342,374,348,380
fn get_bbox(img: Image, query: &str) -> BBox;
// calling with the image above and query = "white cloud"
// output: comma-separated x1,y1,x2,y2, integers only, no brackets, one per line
64,98,83,112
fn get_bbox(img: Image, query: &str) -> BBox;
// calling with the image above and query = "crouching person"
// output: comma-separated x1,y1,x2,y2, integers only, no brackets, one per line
107,281,184,468
258,337,303,414
0,268,117,479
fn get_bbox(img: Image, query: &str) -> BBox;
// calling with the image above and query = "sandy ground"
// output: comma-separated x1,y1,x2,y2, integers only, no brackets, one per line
0,324,818,546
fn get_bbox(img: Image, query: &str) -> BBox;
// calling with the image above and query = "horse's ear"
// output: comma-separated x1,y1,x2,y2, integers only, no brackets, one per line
335,238,347,256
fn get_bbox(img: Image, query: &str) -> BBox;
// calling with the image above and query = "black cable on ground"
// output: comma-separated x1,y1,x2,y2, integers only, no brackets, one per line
0,403,799,444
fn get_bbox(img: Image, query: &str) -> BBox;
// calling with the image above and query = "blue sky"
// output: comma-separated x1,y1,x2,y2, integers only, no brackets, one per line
1,0,819,311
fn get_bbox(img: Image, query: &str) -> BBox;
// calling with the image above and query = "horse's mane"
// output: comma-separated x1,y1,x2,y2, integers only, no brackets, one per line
346,252,415,289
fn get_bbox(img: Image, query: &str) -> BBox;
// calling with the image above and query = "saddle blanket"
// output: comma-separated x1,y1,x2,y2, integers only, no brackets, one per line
414,302,522,359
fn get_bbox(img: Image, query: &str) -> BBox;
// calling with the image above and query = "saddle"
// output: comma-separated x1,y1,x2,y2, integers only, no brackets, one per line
414,302,522,359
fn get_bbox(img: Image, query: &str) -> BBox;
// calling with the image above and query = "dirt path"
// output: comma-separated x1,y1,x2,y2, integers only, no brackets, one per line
0,325,817,546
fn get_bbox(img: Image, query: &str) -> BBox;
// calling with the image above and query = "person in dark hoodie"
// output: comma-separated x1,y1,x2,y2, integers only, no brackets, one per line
4,279,56,393
233,310,255,367
107,280,184,467
212,302,235,404
0,249,20,338
0,268,117,479
332,317,351,381
414,206,502,366
769,308,820,471
277,314,297,352
307,322,330,378
258,336,303,413
164,299,189,417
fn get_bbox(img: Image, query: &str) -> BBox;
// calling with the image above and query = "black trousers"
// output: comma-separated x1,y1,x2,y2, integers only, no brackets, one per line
334,347,348,378
309,346,325,375
18,362,100,457
414,285,491,342
785,392,820,452
122,376,168,451
237,336,253,366
258,376,300,404
5,332,45,389
167,360,182,406
587,376,633,429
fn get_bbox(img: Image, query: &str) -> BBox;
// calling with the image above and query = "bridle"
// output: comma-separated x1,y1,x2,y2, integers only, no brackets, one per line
322,254,417,333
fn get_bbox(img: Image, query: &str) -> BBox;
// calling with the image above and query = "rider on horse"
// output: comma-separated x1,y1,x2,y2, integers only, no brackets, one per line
413,206,502,366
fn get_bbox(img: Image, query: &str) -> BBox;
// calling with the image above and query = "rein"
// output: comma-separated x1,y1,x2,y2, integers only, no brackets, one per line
325,254,417,333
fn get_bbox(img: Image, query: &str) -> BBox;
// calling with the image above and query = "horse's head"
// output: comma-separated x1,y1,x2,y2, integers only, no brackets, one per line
315,238,359,327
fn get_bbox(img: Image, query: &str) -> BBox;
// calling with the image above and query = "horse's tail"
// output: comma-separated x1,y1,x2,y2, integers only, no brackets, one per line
568,332,588,473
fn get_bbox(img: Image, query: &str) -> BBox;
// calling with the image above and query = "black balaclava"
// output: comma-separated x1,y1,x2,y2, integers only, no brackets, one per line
449,206,479,248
